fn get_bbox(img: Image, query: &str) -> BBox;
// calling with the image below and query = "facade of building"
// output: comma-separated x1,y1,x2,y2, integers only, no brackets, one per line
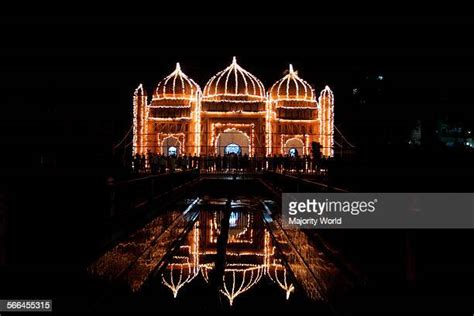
133,57,334,158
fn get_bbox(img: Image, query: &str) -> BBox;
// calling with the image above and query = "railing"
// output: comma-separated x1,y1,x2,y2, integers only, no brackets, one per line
107,170,199,217
132,155,330,175
262,171,347,193
262,201,352,312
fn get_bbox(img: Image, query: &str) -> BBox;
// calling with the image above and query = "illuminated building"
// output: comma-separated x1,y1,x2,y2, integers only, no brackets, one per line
133,57,335,157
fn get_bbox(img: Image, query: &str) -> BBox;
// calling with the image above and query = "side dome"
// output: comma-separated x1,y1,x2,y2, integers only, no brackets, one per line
269,64,315,102
203,57,265,101
154,63,201,100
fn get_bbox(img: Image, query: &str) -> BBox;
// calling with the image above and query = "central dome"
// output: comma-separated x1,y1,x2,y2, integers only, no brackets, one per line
203,57,265,101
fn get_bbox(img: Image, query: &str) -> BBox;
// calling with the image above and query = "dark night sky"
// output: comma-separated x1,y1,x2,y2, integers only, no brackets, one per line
1,15,474,170
2,16,474,314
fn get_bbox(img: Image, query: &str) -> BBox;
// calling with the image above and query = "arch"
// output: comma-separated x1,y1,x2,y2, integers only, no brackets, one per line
284,138,304,156
161,136,181,156
215,128,251,156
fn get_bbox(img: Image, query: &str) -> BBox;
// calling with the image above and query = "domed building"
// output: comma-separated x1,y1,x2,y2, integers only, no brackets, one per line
133,58,334,158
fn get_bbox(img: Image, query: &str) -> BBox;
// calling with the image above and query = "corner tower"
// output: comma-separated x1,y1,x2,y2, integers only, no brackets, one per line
132,84,147,156
319,86,334,157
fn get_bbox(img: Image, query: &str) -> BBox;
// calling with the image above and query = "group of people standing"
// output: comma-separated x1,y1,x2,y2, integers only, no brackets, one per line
132,152,197,174
132,151,322,175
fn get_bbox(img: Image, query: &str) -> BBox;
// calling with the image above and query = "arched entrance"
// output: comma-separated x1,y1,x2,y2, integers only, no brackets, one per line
162,136,181,156
284,138,304,156
216,128,250,156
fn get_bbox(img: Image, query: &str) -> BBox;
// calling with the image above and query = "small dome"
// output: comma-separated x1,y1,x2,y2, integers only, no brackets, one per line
154,63,201,99
269,64,315,101
203,57,265,101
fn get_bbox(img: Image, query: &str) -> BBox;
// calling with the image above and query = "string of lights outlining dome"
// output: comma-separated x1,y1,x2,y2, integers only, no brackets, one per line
131,57,336,159
149,58,323,103
203,57,266,101
153,63,201,100
269,64,316,102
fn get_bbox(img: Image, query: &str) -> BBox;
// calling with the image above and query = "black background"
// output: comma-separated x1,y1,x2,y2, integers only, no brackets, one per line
1,14,474,314
2,15,474,171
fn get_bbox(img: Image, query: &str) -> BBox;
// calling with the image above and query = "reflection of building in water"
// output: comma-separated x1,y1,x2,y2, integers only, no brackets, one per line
88,202,344,306
267,214,343,302
161,211,295,306
162,220,200,298
88,211,182,283
208,211,254,244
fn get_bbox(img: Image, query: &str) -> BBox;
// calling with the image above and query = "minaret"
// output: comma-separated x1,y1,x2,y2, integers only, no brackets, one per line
132,84,147,155
319,85,334,157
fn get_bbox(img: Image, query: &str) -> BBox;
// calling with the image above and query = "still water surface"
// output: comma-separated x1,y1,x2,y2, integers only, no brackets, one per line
89,197,350,312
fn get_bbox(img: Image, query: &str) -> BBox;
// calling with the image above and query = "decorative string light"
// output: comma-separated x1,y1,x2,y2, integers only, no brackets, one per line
266,65,319,160
159,133,185,155
200,263,213,283
275,118,318,122
209,212,253,243
215,128,251,156
155,62,201,100
201,111,266,115
132,58,334,159
194,90,202,155
202,251,268,256
273,98,316,103
131,83,149,156
148,117,192,121
319,85,334,157
162,224,200,298
152,97,193,102
269,64,315,101
276,105,317,110
149,105,192,109
90,207,308,306
203,57,265,100
265,97,272,156
211,123,255,156
268,264,295,300
209,213,217,243
132,63,202,155
143,99,150,157
281,135,307,155
132,84,142,156
202,97,265,103
220,265,265,306
162,259,199,298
